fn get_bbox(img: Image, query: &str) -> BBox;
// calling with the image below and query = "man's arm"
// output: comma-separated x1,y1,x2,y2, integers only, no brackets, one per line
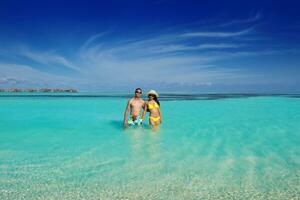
123,100,131,126
141,101,147,121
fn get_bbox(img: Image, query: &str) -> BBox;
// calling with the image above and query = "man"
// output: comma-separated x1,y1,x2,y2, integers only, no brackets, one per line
123,88,146,127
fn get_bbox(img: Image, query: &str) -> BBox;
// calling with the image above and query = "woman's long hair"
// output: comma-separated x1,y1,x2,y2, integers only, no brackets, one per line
153,96,160,106
147,96,160,112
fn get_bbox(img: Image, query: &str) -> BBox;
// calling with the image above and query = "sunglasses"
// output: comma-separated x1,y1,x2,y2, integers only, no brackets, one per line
135,91,142,94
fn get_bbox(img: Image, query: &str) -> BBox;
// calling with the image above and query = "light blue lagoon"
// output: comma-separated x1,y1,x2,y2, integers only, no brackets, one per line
0,93,300,199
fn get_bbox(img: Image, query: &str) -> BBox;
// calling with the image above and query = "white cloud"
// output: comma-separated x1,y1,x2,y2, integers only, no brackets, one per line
80,31,109,52
18,48,81,72
0,63,80,87
145,43,240,53
75,35,251,87
219,12,262,27
3,15,297,91
180,28,252,38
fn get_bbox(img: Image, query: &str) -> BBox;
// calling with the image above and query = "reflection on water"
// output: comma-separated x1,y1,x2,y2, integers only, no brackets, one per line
109,120,124,130
124,127,162,163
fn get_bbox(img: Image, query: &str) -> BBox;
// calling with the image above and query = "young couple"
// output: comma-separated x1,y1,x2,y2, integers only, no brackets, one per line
123,88,162,128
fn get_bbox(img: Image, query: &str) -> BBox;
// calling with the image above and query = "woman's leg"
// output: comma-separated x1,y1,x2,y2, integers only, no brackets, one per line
149,117,160,131
149,118,156,126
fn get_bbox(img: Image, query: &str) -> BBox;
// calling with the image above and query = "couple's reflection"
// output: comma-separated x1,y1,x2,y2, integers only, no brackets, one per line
125,127,162,163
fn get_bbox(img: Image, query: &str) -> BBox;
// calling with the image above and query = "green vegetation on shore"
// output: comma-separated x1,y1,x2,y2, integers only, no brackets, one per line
0,88,78,93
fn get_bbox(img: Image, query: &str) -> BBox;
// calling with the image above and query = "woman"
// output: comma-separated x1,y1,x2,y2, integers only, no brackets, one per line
142,90,162,127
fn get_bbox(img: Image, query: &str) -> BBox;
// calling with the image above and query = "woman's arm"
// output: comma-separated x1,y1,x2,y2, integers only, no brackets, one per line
158,107,162,123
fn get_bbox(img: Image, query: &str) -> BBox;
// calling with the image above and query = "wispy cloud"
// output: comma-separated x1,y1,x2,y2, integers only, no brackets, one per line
18,48,81,72
180,28,252,38
80,31,109,51
145,43,240,53
0,63,79,87
2,12,297,91
74,30,260,87
0,77,19,84
219,12,262,27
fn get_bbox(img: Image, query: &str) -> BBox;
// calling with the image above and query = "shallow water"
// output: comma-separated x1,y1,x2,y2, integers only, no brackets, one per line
0,94,300,199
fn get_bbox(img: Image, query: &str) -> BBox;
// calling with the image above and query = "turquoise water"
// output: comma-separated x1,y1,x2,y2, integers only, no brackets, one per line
0,94,300,199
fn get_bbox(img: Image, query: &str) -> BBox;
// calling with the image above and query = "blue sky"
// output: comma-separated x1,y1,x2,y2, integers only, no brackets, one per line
0,0,300,92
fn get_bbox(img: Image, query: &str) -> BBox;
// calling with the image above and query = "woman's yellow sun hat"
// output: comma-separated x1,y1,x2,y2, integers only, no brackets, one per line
147,90,159,97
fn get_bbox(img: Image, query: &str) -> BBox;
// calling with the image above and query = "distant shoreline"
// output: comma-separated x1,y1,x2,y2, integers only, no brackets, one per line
0,92,299,101
0,88,78,93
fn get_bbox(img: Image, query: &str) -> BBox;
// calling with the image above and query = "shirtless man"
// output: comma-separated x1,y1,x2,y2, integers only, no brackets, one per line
123,88,145,127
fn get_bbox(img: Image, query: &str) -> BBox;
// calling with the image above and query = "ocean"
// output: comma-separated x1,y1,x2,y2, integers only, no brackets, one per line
0,93,300,199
